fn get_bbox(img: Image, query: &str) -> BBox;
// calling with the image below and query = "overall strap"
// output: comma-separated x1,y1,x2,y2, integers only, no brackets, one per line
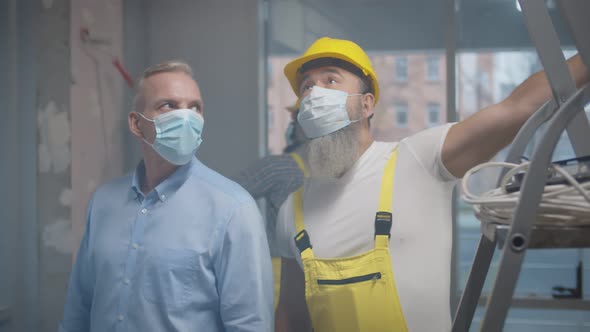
375,148,399,249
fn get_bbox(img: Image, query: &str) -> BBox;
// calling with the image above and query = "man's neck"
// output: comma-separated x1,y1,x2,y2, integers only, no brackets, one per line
356,126,374,160
140,148,179,194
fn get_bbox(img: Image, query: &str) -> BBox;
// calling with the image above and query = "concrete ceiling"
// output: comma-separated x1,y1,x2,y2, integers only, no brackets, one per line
269,0,573,54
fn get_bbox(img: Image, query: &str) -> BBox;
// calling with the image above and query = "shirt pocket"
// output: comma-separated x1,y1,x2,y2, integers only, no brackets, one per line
142,248,198,310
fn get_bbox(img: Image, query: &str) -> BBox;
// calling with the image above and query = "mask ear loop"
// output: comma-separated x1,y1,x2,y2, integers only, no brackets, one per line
137,112,156,146
347,93,365,123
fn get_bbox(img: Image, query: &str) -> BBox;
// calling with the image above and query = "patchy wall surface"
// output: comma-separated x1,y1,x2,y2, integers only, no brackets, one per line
70,0,124,251
34,0,126,330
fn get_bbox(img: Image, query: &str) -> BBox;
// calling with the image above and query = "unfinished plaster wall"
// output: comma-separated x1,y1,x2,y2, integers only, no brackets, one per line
70,0,125,252
35,0,126,330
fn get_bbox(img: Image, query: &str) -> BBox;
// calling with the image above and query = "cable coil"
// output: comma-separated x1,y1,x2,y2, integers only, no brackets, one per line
462,161,590,225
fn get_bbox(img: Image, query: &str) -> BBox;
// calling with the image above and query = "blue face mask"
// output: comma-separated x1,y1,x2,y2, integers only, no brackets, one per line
297,86,362,139
139,108,204,165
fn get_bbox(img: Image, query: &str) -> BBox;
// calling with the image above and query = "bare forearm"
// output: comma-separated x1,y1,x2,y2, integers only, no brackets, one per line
442,100,522,178
443,54,589,178
508,54,588,115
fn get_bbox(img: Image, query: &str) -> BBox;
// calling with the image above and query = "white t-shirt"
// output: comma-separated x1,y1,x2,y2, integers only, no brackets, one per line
276,124,457,332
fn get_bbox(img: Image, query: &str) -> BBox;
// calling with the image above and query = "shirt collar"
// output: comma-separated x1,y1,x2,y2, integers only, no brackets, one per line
131,156,198,202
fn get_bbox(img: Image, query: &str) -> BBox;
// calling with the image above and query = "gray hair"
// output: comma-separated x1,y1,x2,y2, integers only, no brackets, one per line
132,60,194,112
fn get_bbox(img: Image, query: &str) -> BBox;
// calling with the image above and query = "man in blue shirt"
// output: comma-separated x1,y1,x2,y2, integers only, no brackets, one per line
60,61,274,332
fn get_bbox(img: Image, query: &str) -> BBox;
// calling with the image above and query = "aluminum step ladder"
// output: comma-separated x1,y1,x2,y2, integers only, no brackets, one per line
452,0,590,330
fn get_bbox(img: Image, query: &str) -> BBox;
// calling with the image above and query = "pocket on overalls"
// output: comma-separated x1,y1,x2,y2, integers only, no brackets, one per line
310,271,395,331
317,272,382,285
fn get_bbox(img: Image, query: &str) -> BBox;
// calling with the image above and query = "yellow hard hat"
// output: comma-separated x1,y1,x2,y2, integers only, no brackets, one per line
284,37,379,104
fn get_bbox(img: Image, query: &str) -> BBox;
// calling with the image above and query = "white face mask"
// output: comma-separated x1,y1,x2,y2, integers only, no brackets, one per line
297,86,362,139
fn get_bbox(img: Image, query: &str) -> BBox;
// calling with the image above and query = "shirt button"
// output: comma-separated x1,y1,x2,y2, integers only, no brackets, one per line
117,314,125,321
132,243,139,249
141,208,147,214
123,278,130,285
161,194,166,201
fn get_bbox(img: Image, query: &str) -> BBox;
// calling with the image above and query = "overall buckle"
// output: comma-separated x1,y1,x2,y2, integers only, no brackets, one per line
375,211,393,238
295,230,312,253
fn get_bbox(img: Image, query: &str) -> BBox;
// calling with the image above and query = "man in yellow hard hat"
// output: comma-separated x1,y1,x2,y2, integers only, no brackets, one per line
273,37,589,331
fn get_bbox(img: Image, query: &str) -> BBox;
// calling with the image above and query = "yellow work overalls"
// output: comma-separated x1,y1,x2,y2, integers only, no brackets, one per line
272,152,309,310
292,149,408,331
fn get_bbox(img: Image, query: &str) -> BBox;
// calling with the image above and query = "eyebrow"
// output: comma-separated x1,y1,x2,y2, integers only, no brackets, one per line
191,99,204,110
300,68,344,87
187,99,202,107
153,98,203,109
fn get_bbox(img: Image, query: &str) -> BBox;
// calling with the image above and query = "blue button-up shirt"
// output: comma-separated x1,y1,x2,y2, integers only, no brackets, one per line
60,157,273,332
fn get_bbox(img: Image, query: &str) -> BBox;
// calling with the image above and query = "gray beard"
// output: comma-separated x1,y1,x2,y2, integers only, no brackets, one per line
306,122,361,179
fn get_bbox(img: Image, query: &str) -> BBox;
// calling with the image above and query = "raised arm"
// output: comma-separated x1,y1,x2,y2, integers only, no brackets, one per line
442,54,589,178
